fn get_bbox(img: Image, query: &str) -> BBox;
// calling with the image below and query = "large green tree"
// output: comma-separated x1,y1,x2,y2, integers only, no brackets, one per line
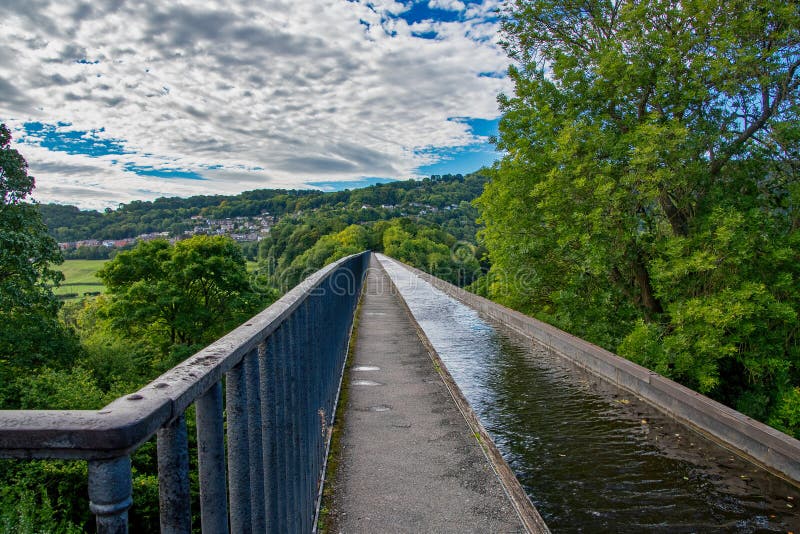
0,124,79,405
97,235,260,367
477,1,800,433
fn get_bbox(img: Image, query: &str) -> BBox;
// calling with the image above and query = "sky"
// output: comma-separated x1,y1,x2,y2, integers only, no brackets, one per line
0,0,512,210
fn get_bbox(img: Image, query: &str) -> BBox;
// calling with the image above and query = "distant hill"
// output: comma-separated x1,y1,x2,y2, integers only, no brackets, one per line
38,173,487,243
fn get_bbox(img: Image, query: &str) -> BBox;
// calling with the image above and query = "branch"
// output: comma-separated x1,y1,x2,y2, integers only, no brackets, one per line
710,57,800,175
637,84,653,120
608,103,629,133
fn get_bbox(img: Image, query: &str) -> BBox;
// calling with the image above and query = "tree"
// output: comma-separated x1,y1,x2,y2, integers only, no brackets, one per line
97,235,260,366
383,221,481,286
478,1,800,433
0,124,79,406
279,224,371,289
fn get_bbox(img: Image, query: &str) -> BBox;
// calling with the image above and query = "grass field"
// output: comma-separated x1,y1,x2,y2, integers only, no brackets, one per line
54,259,107,299
54,259,258,300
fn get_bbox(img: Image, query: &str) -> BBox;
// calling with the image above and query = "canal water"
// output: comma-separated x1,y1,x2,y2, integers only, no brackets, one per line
378,257,800,533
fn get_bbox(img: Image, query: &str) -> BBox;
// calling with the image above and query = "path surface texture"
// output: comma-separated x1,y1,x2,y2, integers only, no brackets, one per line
327,258,524,533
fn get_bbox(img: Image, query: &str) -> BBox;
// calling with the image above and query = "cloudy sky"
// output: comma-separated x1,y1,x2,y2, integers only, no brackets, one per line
1,0,511,210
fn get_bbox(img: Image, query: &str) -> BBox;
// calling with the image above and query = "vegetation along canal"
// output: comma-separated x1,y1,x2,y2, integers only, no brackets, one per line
381,260,800,532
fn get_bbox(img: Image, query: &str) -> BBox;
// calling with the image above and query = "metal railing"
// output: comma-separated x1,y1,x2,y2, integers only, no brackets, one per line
0,251,370,533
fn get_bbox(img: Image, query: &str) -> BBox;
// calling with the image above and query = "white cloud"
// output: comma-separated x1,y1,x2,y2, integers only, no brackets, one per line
0,0,511,209
428,0,466,11
464,0,502,19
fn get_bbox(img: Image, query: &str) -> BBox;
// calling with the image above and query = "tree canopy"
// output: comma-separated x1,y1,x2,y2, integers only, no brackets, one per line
38,173,486,242
0,124,79,404
477,0,800,435
97,235,259,365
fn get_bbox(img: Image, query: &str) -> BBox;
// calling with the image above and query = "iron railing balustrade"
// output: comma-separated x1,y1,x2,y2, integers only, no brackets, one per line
0,251,370,533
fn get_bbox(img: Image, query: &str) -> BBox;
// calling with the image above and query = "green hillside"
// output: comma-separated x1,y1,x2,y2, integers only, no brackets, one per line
39,173,486,243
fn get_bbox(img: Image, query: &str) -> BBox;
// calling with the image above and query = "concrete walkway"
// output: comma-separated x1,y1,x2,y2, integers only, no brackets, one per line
326,258,524,533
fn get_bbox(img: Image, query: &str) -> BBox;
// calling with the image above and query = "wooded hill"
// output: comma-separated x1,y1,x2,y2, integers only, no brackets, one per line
38,173,486,243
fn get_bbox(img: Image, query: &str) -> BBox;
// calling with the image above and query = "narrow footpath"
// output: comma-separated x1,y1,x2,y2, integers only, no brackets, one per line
326,257,524,533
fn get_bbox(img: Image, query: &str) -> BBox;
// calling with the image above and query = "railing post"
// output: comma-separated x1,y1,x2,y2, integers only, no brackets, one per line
321,277,334,414
259,336,279,531
286,316,300,533
226,361,252,533
308,294,323,526
196,381,228,534
274,324,289,530
88,455,133,534
245,349,267,532
297,301,312,532
158,413,191,534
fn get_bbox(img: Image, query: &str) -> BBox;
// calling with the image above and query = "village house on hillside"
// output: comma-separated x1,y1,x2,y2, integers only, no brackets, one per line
59,213,276,251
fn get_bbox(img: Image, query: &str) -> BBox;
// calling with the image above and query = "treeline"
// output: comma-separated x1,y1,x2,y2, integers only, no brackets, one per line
39,173,486,242
39,190,318,242
477,0,799,437
61,244,133,260
256,211,484,293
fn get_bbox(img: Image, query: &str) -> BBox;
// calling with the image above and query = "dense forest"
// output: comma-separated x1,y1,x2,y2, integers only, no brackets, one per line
38,173,486,243
253,199,484,292
476,0,799,436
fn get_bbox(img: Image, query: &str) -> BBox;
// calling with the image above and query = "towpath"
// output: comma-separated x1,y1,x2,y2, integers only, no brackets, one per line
325,257,524,532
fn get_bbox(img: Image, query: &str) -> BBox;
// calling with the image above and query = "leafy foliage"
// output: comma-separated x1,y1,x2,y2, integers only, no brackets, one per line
96,235,264,368
39,173,486,242
478,0,800,434
0,124,80,407
257,211,483,293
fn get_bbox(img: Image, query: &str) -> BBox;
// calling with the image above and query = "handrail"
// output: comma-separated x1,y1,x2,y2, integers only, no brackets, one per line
0,251,371,533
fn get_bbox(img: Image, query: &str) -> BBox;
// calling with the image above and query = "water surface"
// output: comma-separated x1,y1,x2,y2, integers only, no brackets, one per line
379,258,800,532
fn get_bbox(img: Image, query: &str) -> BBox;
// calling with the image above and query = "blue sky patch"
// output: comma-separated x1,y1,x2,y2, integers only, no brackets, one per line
465,117,499,137
447,116,499,138
398,3,461,24
307,177,397,192
414,116,502,175
23,122,127,157
123,163,206,180
416,142,501,175
412,29,439,40
391,0,489,25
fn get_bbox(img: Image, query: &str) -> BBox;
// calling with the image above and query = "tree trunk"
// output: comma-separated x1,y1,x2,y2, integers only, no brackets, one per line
633,252,663,318
658,190,688,237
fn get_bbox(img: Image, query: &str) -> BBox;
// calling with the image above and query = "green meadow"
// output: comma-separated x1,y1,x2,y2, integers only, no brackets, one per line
54,258,259,300
54,259,107,299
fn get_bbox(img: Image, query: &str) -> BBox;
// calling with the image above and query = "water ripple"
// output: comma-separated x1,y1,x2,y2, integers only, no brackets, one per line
380,258,800,533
